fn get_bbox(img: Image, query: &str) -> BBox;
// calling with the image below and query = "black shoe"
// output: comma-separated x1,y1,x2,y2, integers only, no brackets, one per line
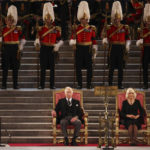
50,86,56,89
64,137,69,146
13,85,19,89
1,85,7,89
130,142,137,146
118,85,124,89
87,84,92,89
143,85,148,89
38,86,44,89
71,138,78,146
77,85,82,89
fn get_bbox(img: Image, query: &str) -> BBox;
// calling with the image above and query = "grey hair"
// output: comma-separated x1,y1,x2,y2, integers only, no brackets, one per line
64,87,73,95
125,88,137,99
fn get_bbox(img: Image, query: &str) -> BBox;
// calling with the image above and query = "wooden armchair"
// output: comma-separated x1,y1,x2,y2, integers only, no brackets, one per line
115,90,150,145
52,88,88,144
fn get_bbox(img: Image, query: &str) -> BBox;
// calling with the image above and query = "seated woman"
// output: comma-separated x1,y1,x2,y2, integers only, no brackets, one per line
121,88,144,145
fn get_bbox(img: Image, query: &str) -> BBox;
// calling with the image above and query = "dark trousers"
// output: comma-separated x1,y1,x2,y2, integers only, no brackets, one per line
76,45,93,86
1,44,19,87
142,46,150,86
40,45,55,88
108,45,124,86
60,116,82,138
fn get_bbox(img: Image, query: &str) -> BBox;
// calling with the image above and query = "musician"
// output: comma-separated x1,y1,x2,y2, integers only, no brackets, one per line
34,2,63,89
102,1,131,89
69,1,98,89
136,4,150,89
0,5,26,89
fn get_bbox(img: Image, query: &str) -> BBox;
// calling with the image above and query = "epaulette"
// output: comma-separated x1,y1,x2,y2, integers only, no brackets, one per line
55,26,61,32
90,25,96,31
16,26,22,31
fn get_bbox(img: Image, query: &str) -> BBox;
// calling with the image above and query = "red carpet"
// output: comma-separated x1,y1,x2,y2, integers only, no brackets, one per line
8,143,150,147
9,143,98,147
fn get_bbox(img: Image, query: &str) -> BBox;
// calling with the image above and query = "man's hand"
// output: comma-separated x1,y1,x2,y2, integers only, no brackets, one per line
51,110,56,117
70,116,78,123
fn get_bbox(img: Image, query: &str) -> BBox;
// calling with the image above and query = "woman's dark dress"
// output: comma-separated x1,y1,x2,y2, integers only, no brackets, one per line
120,99,144,129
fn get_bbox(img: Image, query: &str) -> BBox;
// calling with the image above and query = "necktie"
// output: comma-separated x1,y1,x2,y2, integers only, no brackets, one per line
68,99,71,106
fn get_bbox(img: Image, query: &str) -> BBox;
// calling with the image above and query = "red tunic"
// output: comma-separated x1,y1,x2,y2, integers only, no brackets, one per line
38,25,61,46
70,24,97,45
107,24,130,44
2,26,23,44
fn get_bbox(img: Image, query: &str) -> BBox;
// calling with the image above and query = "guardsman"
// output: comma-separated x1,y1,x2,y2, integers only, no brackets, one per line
34,2,63,89
0,5,26,89
69,1,98,89
102,1,131,89
136,4,150,89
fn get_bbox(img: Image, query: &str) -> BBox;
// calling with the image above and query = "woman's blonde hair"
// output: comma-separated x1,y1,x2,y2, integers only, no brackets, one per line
125,88,137,99
64,87,73,95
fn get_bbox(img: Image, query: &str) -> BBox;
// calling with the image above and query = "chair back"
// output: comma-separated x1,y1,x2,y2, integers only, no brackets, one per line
53,88,83,109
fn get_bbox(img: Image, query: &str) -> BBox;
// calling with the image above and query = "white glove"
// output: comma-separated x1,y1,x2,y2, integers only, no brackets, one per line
19,39,26,51
126,40,131,52
136,39,143,47
102,38,108,45
0,37,2,42
34,38,40,47
92,45,98,59
54,40,64,52
19,44,24,51
69,39,76,46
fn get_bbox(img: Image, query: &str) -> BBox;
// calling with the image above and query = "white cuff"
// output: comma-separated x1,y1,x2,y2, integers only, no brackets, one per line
20,39,26,45
53,40,64,52
34,38,40,47
69,39,76,46
102,38,108,45
136,39,143,47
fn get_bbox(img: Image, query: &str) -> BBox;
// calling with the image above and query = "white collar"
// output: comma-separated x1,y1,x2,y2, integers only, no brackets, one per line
66,98,72,102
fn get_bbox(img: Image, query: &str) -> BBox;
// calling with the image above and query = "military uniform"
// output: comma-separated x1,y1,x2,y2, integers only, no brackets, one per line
106,24,130,87
70,24,97,88
1,26,24,88
138,27,150,88
37,25,61,88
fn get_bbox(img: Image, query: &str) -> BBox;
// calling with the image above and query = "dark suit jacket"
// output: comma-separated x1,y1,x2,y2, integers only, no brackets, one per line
55,98,84,124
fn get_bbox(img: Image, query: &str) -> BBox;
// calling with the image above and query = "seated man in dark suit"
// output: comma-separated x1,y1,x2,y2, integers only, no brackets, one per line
51,87,84,146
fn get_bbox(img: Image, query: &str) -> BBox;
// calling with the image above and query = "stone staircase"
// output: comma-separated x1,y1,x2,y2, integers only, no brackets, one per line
0,41,150,144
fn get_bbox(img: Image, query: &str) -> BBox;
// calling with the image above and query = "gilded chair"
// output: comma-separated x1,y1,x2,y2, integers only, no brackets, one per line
115,90,150,145
52,88,88,144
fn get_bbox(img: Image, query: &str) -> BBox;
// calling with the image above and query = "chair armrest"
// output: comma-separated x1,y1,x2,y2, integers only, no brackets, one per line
147,113,150,118
146,113,150,128
84,112,88,126
115,113,119,129
52,116,56,127
84,112,88,118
